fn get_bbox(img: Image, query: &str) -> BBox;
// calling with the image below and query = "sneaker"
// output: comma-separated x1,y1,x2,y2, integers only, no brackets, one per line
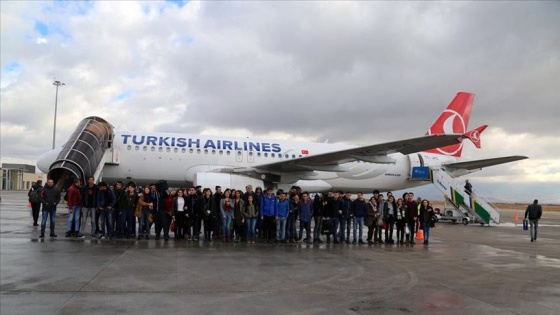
77,233,85,239
358,240,365,244
39,234,45,238
65,232,72,237
33,223,39,227
352,240,357,244
50,234,58,237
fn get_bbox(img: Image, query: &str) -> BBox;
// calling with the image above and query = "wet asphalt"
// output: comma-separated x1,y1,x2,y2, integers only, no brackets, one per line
1,191,559,315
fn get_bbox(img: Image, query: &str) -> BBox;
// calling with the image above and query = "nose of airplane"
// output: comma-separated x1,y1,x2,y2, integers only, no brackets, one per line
37,148,61,173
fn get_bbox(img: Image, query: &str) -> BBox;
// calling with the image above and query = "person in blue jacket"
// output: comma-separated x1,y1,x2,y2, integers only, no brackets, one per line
276,191,290,243
298,192,313,243
260,188,277,243
97,182,116,239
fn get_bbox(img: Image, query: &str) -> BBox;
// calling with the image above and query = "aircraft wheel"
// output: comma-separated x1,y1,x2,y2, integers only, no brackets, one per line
462,218,469,225
452,219,457,223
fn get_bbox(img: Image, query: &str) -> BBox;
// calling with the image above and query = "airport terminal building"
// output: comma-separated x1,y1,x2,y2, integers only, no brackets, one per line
0,163,45,191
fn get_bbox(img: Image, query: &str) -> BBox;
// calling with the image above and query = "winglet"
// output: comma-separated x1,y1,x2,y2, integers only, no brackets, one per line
464,125,487,149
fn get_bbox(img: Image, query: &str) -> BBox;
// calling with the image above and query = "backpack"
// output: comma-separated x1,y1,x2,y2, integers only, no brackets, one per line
28,188,41,203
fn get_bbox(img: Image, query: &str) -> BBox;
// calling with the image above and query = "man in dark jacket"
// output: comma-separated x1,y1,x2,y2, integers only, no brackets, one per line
351,192,367,244
28,180,43,226
525,199,543,242
39,179,61,238
97,182,116,239
339,192,353,244
405,193,418,244
325,191,341,244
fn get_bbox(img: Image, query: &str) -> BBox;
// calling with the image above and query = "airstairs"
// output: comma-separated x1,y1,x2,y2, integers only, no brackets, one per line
428,167,501,225
47,117,118,189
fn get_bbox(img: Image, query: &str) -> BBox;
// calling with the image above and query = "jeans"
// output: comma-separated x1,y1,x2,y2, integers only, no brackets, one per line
246,217,257,239
313,217,323,240
286,213,296,240
100,208,113,236
339,217,352,242
41,205,56,235
66,205,81,233
276,217,287,241
120,209,135,236
138,208,150,236
406,219,416,242
222,211,232,238
353,217,364,241
80,207,97,236
422,221,431,241
330,218,339,242
385,215,395,241
529,219,538,240
299,221,311,240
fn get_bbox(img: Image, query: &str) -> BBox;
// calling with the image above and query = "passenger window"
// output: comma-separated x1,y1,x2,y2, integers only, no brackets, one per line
197,149,201,154
135,146,139,151
264,153,268,157
189,149,194,154
181,148,186,153
237,151,242,156
257,152,261,157
271,153,275,158
158,147,163,152
127,145,131,150
292,154,296,158
174,148,178,153
151,147,155,152
226,151,231,155
166,148,170,152
249,151,253,156
285,154,289,158
204,149,208,154
143,146,147,151
219,150,223,155
212,150,216,155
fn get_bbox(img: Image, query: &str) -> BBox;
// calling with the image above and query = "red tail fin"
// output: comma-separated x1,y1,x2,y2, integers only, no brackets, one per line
424,92,475,157
465,125,487,149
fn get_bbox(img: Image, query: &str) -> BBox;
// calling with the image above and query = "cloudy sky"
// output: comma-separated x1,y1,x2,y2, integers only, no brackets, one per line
1,1,559,203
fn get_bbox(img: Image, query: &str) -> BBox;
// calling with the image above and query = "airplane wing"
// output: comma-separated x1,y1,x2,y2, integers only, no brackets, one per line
226,134,466,174
444,156,528,171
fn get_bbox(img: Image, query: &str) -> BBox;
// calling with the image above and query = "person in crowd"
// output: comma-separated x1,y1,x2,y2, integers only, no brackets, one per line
254,186,263,238
243,194,259,244
395,198,407,245
28,180,43,226
464,179,473,195
172,189,187,240
298,192,313,243
97,182,116,239
199,188,216,241
232,190,245,242
220,189,234,242
384,195,397,244
372,190,380,203
185,187,199,241
351,192,367,244
137,185,154,240
112,181,124,237
524,199,543,242
38,178,61,238
153,188,172,241
312,194,324,244
286,194,299,243
419,199,435,245
80,176,99,238
243,185,254,203
365,196,377,245
324,191,341,244
376,194,386,244
65,178,83,238
276,191,290,243
340,191,353,244
118,182,138,238
260,188,277,244
405,193,418,244
213,186,223,239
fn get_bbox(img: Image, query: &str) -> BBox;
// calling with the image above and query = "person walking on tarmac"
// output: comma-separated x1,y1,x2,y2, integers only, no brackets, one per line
524,199,542,242
28,180,43,226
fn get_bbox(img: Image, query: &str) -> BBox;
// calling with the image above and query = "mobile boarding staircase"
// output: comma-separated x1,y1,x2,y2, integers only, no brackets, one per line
411,166,501,226
48,116,119,190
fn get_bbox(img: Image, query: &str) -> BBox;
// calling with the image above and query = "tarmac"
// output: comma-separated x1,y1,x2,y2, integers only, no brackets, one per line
1,190,559,315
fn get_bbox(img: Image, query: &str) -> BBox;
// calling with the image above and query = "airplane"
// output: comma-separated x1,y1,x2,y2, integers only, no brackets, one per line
37,92,527,194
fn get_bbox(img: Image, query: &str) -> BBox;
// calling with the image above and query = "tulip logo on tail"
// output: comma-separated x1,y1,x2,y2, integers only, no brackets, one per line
424,92,474,158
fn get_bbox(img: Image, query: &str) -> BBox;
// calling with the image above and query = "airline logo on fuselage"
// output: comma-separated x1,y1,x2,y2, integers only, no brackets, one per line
121,134,282,153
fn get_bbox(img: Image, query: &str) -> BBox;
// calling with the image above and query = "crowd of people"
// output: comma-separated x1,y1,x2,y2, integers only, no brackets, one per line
29,177,442,245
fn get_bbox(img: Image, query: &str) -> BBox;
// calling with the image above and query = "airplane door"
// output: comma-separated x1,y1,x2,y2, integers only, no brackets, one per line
408,153,424,177
236,150,243,163
247,151,255,163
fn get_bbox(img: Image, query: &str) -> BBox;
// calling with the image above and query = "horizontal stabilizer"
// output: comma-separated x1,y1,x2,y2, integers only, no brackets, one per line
444,156,528,171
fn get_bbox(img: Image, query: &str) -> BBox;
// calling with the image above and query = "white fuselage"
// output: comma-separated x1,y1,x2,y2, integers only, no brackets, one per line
79,130,462,192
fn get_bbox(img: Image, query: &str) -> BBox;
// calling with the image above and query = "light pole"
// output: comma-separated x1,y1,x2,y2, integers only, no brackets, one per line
52,80,65,149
